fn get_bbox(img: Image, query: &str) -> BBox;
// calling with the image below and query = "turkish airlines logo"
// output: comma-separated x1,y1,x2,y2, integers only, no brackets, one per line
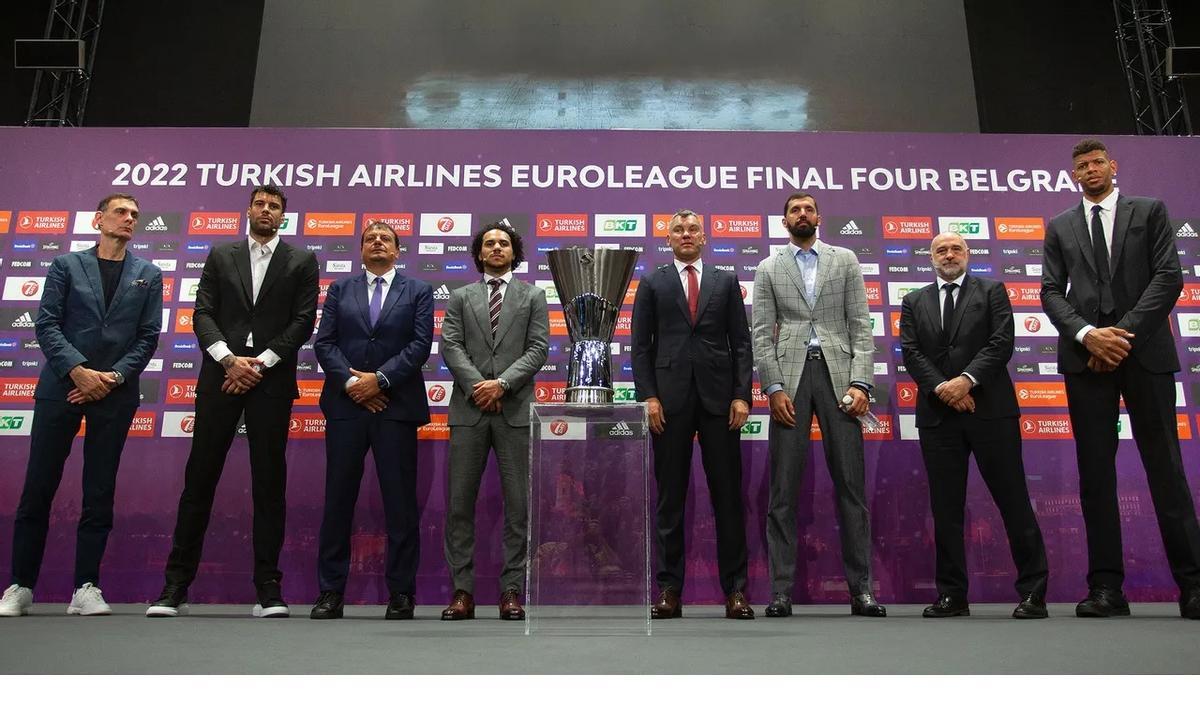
1005,283,1041,306
1020,414,1073,439
188,212,241,235
709,215,761,238
287,413,326,437
896,382,917,407
0,378,37,402
15,211,69,234
535,213,588,237
361,212,414,236
533,381,567,403
165,379,198,403
881,216,933,239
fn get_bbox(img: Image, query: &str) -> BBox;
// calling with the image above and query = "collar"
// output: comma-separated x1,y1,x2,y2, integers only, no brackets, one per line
367,267,397,286
248,235,277,255
787,240,819,257
673,258,702,274
484,271,513,286
936,272,967,289
1083,187,1120,213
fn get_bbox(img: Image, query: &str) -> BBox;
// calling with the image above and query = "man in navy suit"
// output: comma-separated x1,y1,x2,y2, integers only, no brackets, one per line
309,220,433,620
630,209,755,620
1041,138,1200,619
0,193,162,618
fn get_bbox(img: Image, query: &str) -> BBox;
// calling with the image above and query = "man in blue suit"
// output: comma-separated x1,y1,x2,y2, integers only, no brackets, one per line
309,220,433,620
0,193,162,618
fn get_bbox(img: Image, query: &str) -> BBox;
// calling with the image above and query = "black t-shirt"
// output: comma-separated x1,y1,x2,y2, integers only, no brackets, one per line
97,257,123,308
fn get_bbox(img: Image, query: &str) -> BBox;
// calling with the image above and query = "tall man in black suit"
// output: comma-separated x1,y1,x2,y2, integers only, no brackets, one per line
310,220,433,620
147,185,319,618
631,209,754,620
1041,138,1200,619
0,194,161,618
900,232,1049,619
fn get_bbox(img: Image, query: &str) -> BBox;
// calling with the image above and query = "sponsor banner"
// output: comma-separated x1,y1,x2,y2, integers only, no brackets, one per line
594,214,645,238
161,410,196,437
535,280,559,304
592,420,645,440
651,214,674,237
419,213,472,237
1179,313,1200,337
317,278,333,304
303,212,356,236
540,418,588,440
709,214,761,238
288,413,326,438
0,409,35,435
615,312,632,335
1019,414,1073,439
865,281,882,306
161,277,175,302
895,381,918,407
417,413,449,440
740,415,769,440
1178,414,1193,440
881,216,933,239
419,242,444,255
995,217,1045,240
887,281,926,305
16,211,69,234
533,381,567,403
188,212,241,235
863,414,894,440
1038,362,1059,375
164,379,198,404
535,213,588,237
548,310,568,336
326,260,353,273
889,311,902,337
766,218,789,239
433,310,444,336
624,280,639,305
736,279,753,303
0,211,10,233
178,277,201,303
937,216,990,239
1014,312,1056,337
1005,282,1042,307
612,381,637,403
425,380,451,406
0,377,37,402
72,211,98,234
1015,382,1067,407
297,379,322,405
138,213,182,235
898,414,919,440
2,277,45,301
361,212,414,236
128,411,156,438
751,383,769,408
1178,283,1200,306
869,311,885,337
175,308,194,333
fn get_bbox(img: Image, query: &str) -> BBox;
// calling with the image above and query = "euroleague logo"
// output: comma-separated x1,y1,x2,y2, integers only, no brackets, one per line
437,217,455,233
20,280,39,297
427,384,447,402
1023,316,1041,333
550,420,570,436
180,415,195,434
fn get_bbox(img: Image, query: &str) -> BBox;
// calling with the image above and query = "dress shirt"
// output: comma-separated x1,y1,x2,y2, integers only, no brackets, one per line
206,236,282,368
1074,187,1120,344
932,272,978,389
346,267,397,391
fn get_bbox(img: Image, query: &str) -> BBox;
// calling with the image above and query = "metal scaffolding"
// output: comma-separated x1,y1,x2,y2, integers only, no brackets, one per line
24,0,105,127
1113,0,1193,135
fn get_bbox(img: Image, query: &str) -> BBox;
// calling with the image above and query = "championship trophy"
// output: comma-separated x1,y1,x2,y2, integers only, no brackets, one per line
546,247,639,403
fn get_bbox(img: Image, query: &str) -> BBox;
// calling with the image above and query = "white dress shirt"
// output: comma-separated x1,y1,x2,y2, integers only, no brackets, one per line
933,272,977,389
346,267,398,390
206,236,282,368
1074,187,1120,344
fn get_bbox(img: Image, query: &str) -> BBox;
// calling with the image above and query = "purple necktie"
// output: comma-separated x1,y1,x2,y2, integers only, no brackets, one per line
369,276,383,327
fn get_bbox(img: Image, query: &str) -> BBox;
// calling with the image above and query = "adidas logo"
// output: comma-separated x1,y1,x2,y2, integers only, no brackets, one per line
608,421,634,437
11,312,35,328
143,216,169,232
840,220,863,235
433,284,451,300
1177,222,1197,238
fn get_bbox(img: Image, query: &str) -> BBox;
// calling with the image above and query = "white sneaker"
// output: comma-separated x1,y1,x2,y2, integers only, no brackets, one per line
251,603,290,618
67,583,113,616
0,584,33,617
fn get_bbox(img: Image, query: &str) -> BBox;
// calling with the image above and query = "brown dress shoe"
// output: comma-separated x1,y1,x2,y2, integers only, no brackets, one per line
441,589,475,620
725,591,755,619
651,588,682,619
499,589,525,620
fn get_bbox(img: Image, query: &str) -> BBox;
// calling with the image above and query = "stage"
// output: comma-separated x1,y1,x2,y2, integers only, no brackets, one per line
1,603,1196,674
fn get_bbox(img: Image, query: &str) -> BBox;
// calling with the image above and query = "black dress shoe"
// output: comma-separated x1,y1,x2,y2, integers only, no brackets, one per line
310,591,344,620
922,594,970,618
1180,590,1200,620
386,593,415,620
1012,593,1048,619
1075,587,1130,617
850,593,887,617
765,593,792,617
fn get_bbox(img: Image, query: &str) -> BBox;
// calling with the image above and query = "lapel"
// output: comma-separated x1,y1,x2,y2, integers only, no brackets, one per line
493,277,522,347
694,263,716,326
350,272,370,331
255,238,290,304
1110,194,1131,270
663,264,691,324
80,248,107,317
946,275,975,343
468,281,492,346
231,240,254,308
104,254,137,318
921,282,942,340
811,240,835,303
377,271,406,330
777,248,811,309
1068,203,1099,277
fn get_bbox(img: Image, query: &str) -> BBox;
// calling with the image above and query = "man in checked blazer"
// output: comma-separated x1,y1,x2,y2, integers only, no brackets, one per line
751,191,886,618
440,221,549,621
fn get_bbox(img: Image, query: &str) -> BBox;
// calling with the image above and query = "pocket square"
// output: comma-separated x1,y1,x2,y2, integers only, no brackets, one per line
131,279,149,287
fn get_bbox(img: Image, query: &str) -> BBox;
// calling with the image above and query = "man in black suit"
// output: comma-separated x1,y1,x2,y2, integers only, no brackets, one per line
147,185,319,618
900,232,1049,619
631,209,755,620
1041,138,1200,619
309,221,433,620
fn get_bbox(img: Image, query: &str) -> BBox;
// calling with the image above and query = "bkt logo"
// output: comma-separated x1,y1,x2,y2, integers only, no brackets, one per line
602,219,637,232
612,386,637,402
0,415,25,430
740,420,762,435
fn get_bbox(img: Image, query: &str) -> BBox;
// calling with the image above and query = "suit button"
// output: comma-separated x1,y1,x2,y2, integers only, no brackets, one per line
369,336,376,342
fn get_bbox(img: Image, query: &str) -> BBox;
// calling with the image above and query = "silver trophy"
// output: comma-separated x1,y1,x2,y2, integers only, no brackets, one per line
546,247,640,404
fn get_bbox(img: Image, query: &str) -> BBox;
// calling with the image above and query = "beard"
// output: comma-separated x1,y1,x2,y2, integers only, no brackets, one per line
787,220,816,240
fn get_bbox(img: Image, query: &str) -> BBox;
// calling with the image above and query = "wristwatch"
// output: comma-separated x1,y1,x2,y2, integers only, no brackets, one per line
498,377,510,392
111,370,125,385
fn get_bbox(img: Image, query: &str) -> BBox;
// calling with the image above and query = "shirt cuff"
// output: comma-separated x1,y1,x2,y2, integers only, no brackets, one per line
258,349,281,368
850,381,872,392
206,340,232,364
344,376,359,391
962,372,978,387
764,383,784,396
1075,325,1095,345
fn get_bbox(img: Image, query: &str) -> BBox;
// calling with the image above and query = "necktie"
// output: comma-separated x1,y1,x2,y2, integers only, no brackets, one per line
369,276,383,327
941,282,958,344
488,278,503,336
1091,204,1110,282
684,264,699,323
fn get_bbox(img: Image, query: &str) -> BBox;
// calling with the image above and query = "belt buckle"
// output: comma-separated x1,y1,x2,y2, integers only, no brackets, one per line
806,347,823,360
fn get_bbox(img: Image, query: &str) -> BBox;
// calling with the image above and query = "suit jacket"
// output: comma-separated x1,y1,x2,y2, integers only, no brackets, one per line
630,262,752,415
441,277,549,428
899,275,1020,427
193,238,319,397
1041,194,1182,374
34,247,163,406
751,242,874,398
314,271,433,423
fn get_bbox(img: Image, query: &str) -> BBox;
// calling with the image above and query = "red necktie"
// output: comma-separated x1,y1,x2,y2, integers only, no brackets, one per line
685,264,698,323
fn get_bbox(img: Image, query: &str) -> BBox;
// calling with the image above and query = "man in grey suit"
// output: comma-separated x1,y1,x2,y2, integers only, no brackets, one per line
1042,138,1200,619
751,192,885,618
440,221,549,621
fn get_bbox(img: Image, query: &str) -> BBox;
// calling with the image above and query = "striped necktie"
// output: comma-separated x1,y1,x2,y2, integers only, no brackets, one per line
488,278,503,336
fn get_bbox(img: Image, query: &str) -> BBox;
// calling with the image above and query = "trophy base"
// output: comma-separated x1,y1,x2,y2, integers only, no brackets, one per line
564,386,614,404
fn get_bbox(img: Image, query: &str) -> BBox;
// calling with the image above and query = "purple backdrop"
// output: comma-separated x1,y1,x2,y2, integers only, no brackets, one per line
0,128,1198,606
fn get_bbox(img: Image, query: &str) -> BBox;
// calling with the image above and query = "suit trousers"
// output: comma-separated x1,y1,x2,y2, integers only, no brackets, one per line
1065,356,1200,591
918,413,1048,599
317,417,420,596
443,412,529,594
11,398,137,589
652,382,748,595
163,389,294,589
766,356,873,595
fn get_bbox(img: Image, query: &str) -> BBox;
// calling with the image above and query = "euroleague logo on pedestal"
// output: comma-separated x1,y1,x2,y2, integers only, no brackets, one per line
550,420,570,436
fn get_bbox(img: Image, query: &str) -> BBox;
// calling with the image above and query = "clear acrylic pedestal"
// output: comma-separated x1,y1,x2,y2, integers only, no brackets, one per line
525,402,651,636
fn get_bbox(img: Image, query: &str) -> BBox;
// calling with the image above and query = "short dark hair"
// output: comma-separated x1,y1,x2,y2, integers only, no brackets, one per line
783,192,819,215
361,220,398,246
1071,138,1109,160
249,184,287,210
471,221,525,273
96,193,139,212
